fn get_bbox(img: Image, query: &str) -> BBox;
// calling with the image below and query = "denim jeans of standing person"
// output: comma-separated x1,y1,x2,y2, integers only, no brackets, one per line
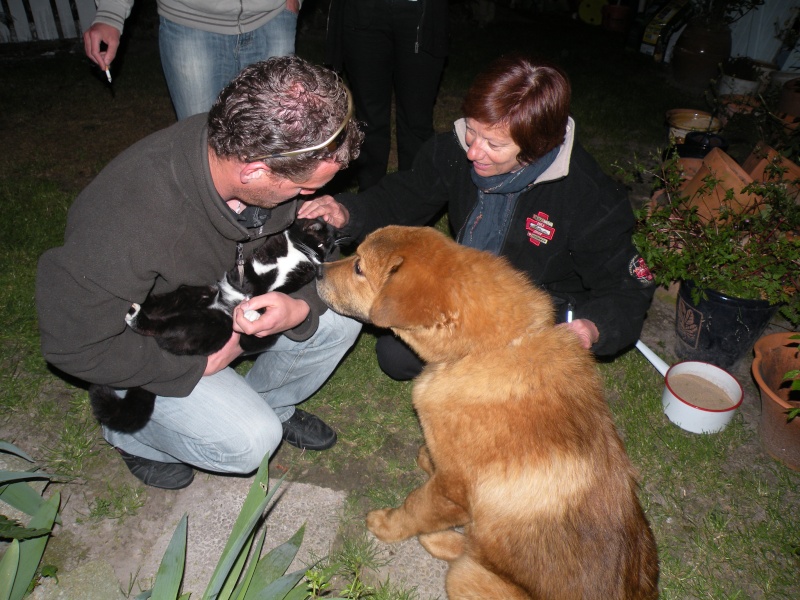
341,0,446,191
159,10,298,120
103,310,361,473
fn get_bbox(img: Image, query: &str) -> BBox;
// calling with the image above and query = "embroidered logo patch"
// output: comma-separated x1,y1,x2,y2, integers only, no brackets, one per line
526,212,555,246
629,255,654,285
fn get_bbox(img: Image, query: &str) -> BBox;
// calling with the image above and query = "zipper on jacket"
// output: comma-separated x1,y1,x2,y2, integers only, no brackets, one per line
236,242,245,286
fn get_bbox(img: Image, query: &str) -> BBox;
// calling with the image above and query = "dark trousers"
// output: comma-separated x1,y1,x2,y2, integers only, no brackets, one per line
375,332,424,380
342,0,446,191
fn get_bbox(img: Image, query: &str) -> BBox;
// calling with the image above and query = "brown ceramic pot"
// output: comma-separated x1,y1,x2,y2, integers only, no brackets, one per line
671,21,731,88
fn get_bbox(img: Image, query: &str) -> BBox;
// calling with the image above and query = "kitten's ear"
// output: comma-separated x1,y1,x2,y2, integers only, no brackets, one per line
306,219,324,232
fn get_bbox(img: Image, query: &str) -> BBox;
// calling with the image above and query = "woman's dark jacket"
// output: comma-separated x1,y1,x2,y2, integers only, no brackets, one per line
337,118,655,356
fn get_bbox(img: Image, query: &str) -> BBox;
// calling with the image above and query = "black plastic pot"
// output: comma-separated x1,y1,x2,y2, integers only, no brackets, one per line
675,280,778,369
679,131,729,158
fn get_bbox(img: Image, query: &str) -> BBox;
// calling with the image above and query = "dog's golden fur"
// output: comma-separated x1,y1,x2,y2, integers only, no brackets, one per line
317,226,659,599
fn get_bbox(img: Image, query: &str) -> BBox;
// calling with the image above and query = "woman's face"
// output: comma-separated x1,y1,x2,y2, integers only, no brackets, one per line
464,118,523,177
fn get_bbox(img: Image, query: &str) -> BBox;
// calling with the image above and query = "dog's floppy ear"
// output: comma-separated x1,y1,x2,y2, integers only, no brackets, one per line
369,254,455,330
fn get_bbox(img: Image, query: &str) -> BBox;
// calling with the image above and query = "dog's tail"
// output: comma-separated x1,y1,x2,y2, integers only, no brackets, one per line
89,385,156,433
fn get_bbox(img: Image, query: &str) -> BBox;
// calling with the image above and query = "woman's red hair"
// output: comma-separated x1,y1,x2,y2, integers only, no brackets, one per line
462,53,571,164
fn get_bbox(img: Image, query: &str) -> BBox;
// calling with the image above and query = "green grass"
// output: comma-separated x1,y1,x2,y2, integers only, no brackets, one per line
85,483,147,522
599,351,800,598
40,394,100,477
1,3,799,598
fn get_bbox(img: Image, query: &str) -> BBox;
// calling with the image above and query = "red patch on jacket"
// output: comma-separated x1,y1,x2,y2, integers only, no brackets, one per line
629,255,654,284
526,212,555,246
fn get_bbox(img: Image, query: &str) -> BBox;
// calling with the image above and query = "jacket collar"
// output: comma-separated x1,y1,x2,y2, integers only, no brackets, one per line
453,117,574,184
195,118,297,242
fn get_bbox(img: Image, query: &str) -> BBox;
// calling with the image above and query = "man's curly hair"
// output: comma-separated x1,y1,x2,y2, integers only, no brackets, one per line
207,55,363,181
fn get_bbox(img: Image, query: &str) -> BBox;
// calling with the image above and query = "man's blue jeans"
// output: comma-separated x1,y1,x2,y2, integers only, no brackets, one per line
158,11,297,120
103,309,361,473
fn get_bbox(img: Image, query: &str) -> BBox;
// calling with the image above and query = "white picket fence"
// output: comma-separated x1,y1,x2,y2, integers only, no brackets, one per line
0,0,97,43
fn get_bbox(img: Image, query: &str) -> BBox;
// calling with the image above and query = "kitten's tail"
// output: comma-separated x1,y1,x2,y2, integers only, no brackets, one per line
89,385,156,433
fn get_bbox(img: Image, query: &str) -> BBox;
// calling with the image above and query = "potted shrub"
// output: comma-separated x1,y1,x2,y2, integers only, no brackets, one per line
751,332,800,471
716,56,762,96
630,151,800,368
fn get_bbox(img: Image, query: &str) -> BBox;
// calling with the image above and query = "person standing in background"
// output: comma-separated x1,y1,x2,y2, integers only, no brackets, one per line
84,0,301,120
326,0,448,191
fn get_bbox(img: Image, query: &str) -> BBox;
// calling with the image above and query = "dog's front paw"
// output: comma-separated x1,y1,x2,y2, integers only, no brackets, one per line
366,508,407,543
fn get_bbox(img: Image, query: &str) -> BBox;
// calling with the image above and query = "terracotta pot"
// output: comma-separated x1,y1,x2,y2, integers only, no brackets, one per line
771,70,799,90
752,332,800,471
681,147,759,221
778,78,800,117
742,142,800,203
717,94,761,125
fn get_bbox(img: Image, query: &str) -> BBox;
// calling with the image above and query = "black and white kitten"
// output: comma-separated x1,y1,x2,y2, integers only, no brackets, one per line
89,218,340,433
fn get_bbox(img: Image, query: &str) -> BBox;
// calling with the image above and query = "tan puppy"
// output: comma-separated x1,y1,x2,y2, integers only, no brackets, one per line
317,225,659,599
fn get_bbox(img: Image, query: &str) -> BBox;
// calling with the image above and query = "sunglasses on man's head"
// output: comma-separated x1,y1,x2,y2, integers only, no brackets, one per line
248,87,354,161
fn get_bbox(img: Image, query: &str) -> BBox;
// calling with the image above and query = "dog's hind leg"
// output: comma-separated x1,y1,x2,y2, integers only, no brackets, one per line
418,530,465,561
445,556,531,600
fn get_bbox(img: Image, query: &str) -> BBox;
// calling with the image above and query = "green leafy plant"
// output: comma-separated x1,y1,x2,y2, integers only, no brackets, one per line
0,440,61,600
133,452,310,600
631,152,800,326
689,0,765,27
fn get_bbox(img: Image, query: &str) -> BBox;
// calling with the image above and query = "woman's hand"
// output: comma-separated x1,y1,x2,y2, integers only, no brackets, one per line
560,318,600,350
298,197,350,229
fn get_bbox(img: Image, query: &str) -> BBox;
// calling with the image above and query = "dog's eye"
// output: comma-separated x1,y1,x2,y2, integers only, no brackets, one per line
354,259,363,276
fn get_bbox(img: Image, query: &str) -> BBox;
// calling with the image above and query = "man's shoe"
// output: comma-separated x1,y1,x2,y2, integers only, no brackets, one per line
116,448,194,490
282,409,337,451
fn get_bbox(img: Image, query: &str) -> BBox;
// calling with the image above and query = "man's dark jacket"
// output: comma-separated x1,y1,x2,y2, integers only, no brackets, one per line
36,115,325,397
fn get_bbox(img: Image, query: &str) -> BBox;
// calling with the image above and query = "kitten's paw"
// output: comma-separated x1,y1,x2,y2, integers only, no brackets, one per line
243,309,260,322
125,303,141,325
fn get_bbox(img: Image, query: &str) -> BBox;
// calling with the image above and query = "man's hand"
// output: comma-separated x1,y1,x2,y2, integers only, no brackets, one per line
233,292,310,337
298,196,349,229
83,22,121,70
286,0,301,14
559,318,600,350
204,331,243,375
